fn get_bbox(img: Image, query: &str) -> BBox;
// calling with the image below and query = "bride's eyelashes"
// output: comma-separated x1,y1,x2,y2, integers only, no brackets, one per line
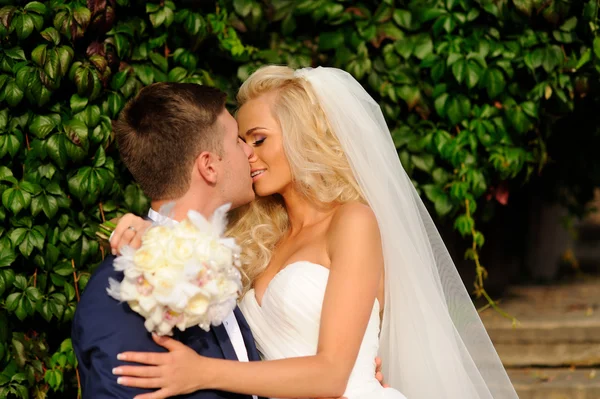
253,137,266,146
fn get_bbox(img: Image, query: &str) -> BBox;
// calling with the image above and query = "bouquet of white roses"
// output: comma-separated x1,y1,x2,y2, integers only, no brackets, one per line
107,204,242,336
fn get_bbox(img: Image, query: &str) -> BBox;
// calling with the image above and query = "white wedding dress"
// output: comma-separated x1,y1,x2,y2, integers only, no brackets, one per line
239,261,408,399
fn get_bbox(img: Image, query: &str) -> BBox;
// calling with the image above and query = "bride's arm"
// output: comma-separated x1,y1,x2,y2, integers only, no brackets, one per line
115,203,384,399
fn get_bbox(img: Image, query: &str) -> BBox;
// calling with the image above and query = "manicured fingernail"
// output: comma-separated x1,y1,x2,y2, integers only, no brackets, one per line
117,377,123,385
111,248,117,255
112,368,121,375
117,353,125,360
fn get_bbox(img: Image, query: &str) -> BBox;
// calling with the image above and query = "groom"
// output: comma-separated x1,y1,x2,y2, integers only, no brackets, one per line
72,82,262,399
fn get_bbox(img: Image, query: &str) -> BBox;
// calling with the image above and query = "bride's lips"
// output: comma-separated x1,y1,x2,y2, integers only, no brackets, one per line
251,169,266,182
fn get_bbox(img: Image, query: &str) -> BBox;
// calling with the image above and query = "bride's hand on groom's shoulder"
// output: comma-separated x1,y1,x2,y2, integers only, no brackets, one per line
113,334,204,399
110,213,151,255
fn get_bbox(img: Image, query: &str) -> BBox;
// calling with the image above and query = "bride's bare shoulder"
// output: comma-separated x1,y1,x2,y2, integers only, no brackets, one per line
327,201,380,242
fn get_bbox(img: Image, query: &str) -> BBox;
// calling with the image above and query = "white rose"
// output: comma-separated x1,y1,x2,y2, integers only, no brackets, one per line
142,226,173,247
147,267,181,299
134,247,168,273
173,220,200,240
166,236,196,265
193,237,213,261
187,292,210,316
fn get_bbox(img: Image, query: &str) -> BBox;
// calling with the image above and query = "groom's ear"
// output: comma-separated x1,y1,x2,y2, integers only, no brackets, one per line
195,151,220,185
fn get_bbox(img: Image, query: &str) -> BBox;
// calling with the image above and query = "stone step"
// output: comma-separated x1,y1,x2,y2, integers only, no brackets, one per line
480,278,600,367
508,368,600,399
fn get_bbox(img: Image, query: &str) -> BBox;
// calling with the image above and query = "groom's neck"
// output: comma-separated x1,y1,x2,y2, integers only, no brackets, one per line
151,193,221,222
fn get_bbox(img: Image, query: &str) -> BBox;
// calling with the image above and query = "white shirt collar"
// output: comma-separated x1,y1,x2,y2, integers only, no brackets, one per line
147,208,178,225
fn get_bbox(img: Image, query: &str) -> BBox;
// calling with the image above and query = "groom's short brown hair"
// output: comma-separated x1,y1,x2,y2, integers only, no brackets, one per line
114,82,227,200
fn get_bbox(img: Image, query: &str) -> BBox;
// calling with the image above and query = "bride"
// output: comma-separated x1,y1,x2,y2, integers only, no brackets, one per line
110,66,518,399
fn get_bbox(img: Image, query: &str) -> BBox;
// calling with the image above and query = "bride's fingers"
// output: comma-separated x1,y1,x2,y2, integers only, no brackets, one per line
133,388,171,399
152,333,184,351
112,365,161,378
117,351,165,365
116,376,162,389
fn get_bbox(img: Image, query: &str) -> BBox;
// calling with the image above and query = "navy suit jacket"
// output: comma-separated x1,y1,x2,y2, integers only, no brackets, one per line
72,255,262,399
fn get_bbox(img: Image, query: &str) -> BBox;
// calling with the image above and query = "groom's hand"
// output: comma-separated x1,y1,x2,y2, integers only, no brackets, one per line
375,356,389,388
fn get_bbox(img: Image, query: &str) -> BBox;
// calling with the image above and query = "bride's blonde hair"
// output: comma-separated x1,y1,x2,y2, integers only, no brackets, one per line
227,65,364,292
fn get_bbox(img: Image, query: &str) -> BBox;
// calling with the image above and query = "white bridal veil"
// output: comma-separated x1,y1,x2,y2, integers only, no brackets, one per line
294,67,518,399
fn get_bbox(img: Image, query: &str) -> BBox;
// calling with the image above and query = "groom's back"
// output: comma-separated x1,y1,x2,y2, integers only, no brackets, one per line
72,255,247,399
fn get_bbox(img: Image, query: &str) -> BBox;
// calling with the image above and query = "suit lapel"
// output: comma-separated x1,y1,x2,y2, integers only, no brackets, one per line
211,323,238,361
234,307,261,362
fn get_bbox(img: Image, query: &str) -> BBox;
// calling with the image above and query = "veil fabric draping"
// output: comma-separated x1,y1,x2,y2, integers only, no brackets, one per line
294,67,518,399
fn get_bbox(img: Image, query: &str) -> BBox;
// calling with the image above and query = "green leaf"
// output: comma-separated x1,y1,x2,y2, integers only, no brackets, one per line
64,282,75,301
107,92,125,119
41,26,60,45
452,59,466,84
5,292,20,312
481,68,505,99
595,37,600,59
507,106,532,134
0,165,13,181
513,0,534,16
5,80,24,107
149,52,168,73
0,269,15,297
422,184,453,216
0,109,8,129
150,9,167,27
17,227,45,257
73,6,91,28
319,31,344,51
4,47,26,61
0,246,16,267
53,262,73,277
31,194,58,219
25,286,42,302
234,0,253,17
46,134,68,169
542,45,563,73
111,71,128,90
2,187,31,215
29,115,57,139
395,38,414,59
16,14,35,40
411,153,435,173
24,1,47,14
64,119,89,150
31,44,47,66
454,214,474,237
70,94,88,113
133,64,154,85
167,67,187,82
435,93,449,118
393,9,412,29
124,183,150,216
553,30,575,44
446,95,471,125
83,105,101,128
413,34,433,59
93,146,106,168
524,48,544,70
465,60,482,89
560,16,577,32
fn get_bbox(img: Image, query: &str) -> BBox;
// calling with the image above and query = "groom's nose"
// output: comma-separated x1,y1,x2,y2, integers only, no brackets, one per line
242,141,256,162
